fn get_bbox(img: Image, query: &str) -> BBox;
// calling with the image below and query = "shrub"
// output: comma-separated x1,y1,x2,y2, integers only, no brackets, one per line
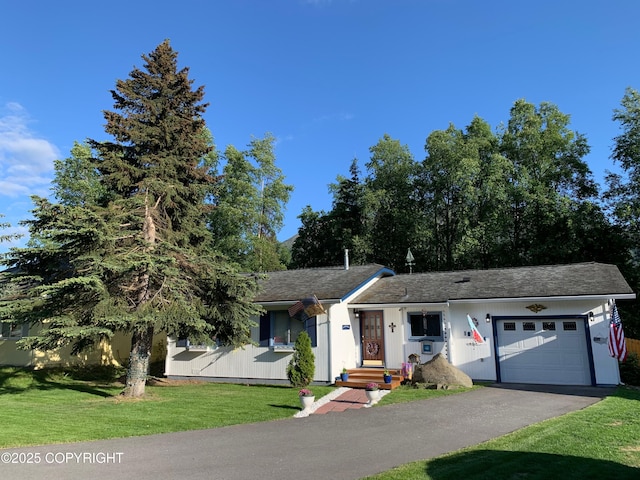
619,353,640,386
286,331,315,388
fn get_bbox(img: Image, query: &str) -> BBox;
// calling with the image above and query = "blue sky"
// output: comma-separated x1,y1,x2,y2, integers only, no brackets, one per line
1,0,639,250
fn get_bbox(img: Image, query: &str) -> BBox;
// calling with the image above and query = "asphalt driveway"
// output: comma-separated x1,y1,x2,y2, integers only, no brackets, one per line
0,384,612,480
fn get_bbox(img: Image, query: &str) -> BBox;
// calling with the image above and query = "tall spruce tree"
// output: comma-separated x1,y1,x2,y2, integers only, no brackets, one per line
1,41,261,397
291,158,367,268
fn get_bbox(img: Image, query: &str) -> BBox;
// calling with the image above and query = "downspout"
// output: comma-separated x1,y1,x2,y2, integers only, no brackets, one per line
446,321,452,364
327,308,332,384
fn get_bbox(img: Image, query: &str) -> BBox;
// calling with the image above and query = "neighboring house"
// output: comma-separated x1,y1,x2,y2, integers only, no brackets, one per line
0,269,167,369
164,261,635,387
0,323,167,369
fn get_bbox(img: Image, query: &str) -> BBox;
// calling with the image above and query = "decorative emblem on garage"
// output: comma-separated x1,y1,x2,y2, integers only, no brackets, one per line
526,303,547,313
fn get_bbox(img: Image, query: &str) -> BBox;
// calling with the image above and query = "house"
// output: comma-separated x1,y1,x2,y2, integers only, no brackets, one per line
0,269,167,369
0,324,167,369
164,262,635,387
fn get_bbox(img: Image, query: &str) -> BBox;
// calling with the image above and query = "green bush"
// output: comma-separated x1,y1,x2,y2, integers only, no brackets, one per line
620,353,640,386
286,331,315,388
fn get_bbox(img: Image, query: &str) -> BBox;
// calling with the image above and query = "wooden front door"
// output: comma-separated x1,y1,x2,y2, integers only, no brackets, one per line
361,310,385,365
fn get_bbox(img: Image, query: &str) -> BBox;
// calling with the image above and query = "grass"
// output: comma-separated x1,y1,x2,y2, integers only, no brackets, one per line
377,383,481,406
0,367,476,448
0,367,336,448
365,386,640,480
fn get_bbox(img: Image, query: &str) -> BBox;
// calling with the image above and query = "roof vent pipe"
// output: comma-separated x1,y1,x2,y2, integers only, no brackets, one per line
344,249,349,270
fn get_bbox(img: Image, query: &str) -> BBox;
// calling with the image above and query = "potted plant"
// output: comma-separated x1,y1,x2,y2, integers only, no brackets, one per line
340,367,349,382
298,388,315,410
383,369,392,384
364,382,380,404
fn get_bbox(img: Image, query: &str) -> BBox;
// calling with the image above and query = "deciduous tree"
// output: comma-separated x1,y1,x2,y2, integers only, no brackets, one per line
499,100,596,266
52,141,107,207
210,134,292,272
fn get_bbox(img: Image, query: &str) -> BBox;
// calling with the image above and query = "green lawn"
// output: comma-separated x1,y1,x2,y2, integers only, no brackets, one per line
377,383,481,406
0,367,338,448
0,367,477,448
365,386,640,480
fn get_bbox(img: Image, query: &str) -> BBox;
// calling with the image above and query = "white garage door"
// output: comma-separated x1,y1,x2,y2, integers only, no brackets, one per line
497,318,592,385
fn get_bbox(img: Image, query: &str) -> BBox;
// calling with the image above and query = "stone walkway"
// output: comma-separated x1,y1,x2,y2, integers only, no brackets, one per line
313,388,369,413
294,387,391,416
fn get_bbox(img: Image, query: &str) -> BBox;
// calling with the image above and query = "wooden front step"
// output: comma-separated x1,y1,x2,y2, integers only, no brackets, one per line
335,368,403,390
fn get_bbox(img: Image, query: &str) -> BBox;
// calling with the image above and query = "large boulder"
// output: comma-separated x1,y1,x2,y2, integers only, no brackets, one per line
412,353,473,388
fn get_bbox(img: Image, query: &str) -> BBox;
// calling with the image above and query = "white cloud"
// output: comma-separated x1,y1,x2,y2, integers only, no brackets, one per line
273,134,295,146
0,102,59,198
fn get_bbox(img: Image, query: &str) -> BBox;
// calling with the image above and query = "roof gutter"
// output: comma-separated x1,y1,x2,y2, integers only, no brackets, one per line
257,299,343,308
448,293,636,304
348,302,450,309
348,293,635,309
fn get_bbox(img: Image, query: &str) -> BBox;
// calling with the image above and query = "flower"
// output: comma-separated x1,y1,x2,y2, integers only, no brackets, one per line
299,388,313,397
383,369,390,375
365,382,379,391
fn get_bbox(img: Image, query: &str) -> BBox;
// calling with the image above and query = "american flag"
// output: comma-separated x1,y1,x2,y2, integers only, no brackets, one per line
608,302,627,362
288,300,305,317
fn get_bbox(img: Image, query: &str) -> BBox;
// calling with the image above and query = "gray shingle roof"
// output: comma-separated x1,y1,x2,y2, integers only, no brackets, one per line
350,262,634,305
254,264,393,303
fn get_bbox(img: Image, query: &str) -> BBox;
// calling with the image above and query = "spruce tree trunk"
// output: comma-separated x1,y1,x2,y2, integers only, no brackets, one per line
123,193,157,398
123,325,154,397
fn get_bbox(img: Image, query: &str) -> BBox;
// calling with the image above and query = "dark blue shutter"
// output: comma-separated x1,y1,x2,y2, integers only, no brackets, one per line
259,312,271,347
305,316,317,347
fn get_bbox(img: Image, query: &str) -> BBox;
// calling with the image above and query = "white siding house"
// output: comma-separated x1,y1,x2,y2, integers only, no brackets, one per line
165,262,634,387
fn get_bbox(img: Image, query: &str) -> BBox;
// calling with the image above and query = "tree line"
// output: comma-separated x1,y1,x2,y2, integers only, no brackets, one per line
290,94,640,337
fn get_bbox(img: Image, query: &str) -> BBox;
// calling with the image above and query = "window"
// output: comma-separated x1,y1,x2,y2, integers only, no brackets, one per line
0,322,26,340
542,321,556,331
503,322,516,331
259,311,317,347
408,312,442,340
523,322,536,331
563,321,577,331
